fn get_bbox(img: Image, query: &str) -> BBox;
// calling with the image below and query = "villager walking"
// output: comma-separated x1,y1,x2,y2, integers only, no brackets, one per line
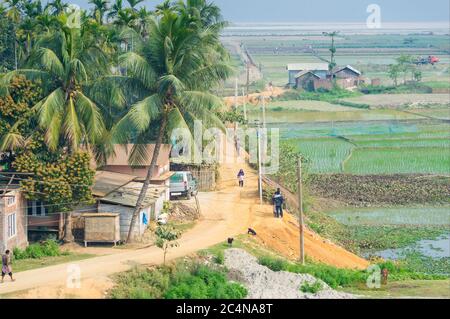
237,169,245,187
1,250,14,283
272,188,284,218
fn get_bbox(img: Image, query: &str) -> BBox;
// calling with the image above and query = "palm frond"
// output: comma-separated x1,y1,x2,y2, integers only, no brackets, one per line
128,94,163,132
119,52,157,88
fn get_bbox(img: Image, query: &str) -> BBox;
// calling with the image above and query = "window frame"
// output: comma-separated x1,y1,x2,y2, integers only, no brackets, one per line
7,212,17,238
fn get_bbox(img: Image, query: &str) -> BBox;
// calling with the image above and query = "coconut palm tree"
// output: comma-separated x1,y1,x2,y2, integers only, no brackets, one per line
46,0,68,16
126,0,143,12
89,0,109,25
4,0,22,70
0,15,109,154
107,0,123,20
111,4,232,242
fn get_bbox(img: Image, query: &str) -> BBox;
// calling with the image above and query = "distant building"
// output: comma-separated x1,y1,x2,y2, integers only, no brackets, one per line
287,63,329,87
288,63,364,91
0,175,28,252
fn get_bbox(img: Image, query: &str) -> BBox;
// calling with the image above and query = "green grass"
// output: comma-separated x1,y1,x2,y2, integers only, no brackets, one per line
344,147,450,174
300,281,323,294
110,260,247,299
422,81,450,89
352,137,450,148
343,280,450,299
13,253,94,273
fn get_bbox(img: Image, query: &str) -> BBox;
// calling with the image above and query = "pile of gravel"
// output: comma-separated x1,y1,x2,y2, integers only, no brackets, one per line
224,249,355,299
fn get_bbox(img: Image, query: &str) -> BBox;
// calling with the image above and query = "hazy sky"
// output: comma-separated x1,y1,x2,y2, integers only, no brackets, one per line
60,0,450,23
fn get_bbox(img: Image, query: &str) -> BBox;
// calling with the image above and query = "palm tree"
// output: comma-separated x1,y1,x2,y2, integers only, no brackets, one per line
107,0,123,20
89,0,109,25
4,0,22,70
111,4,232,242
126,0,143,11
46,0,68,16
1,17,108,154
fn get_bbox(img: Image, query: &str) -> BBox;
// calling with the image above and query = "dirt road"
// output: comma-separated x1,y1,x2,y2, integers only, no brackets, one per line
0,137,367,298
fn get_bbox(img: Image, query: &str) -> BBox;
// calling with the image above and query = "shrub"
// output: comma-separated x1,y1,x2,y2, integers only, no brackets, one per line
258,255,366,288
300,280,323,294
165,265,247,299
258,256,285,272
13,239,63,260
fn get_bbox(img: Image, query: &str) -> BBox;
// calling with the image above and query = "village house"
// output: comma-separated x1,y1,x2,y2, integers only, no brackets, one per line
0,174,28,252
287,63,329,87
100,144,173,199
288,63,364,91
89,171,168,241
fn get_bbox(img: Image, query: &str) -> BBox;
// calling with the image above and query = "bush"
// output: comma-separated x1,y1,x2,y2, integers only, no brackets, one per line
165,265,247,299
300,281,323,294
258,255,366,288
13,239,63,260
258,256,285,272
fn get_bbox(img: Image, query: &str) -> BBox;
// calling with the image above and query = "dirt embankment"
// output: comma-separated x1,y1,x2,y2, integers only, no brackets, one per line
309,174,450,207
223,87,285,108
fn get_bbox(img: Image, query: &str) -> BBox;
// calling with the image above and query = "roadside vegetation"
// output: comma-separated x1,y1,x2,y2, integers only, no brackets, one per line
11,239,93,272
109,257,247,299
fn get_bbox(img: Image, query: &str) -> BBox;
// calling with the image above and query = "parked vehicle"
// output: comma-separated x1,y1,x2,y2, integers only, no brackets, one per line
170,171,198,199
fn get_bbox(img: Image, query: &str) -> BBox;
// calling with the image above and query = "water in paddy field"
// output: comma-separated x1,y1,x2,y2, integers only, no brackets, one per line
364,234,450,260
326,206,450,261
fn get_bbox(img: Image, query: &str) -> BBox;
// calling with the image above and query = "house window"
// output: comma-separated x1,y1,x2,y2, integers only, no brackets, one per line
6,196,15,207
27,201,47,216
7,213,16,238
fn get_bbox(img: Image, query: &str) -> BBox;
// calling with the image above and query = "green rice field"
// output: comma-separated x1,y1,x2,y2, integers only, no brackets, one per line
344,147,450,175
278,120,450,175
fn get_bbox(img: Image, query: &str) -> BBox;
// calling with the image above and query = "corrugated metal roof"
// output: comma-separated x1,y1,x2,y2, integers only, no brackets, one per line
100,182,167,208
92,171,138,197
295,70,321,79
333,65,361,75
287,63,329,71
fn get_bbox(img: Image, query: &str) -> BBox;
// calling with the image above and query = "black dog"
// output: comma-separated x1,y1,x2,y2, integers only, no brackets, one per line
227,237,234,246
247,228,257,236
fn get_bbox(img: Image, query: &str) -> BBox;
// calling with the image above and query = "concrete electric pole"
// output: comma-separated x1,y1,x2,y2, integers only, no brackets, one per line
297,156,305,265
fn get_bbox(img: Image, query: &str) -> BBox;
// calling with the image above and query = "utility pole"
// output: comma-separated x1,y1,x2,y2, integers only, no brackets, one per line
255,120,263,205
261,95,266,129
297,156,305,265
246,62,250,99
234,77,238,109
242,88,247,121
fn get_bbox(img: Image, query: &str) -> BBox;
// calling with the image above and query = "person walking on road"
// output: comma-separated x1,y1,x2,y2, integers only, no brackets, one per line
237,169,245,187
1,250,15,283
272,188,284,218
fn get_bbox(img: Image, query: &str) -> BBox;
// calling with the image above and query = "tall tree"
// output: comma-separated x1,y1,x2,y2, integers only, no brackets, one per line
1,14,109,154
89,0,109,25
126,0,143,11
111,3,232,242
46,0,68,16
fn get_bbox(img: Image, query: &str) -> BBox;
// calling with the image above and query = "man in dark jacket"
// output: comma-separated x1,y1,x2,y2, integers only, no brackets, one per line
272,188,284,218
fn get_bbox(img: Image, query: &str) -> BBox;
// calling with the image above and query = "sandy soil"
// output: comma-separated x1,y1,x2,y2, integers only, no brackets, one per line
1,136,367,298
224,87,285,108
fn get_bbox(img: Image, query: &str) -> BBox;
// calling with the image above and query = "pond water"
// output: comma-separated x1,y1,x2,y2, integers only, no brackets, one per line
364,234,450,260
326,207,450,226
326,206,450,261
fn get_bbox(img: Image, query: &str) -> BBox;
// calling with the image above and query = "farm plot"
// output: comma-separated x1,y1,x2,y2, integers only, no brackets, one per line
343,147,450,175
265,100,361,112
341,94,450,109
288,138,354,173
352,137,450,148
254,109,424,124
